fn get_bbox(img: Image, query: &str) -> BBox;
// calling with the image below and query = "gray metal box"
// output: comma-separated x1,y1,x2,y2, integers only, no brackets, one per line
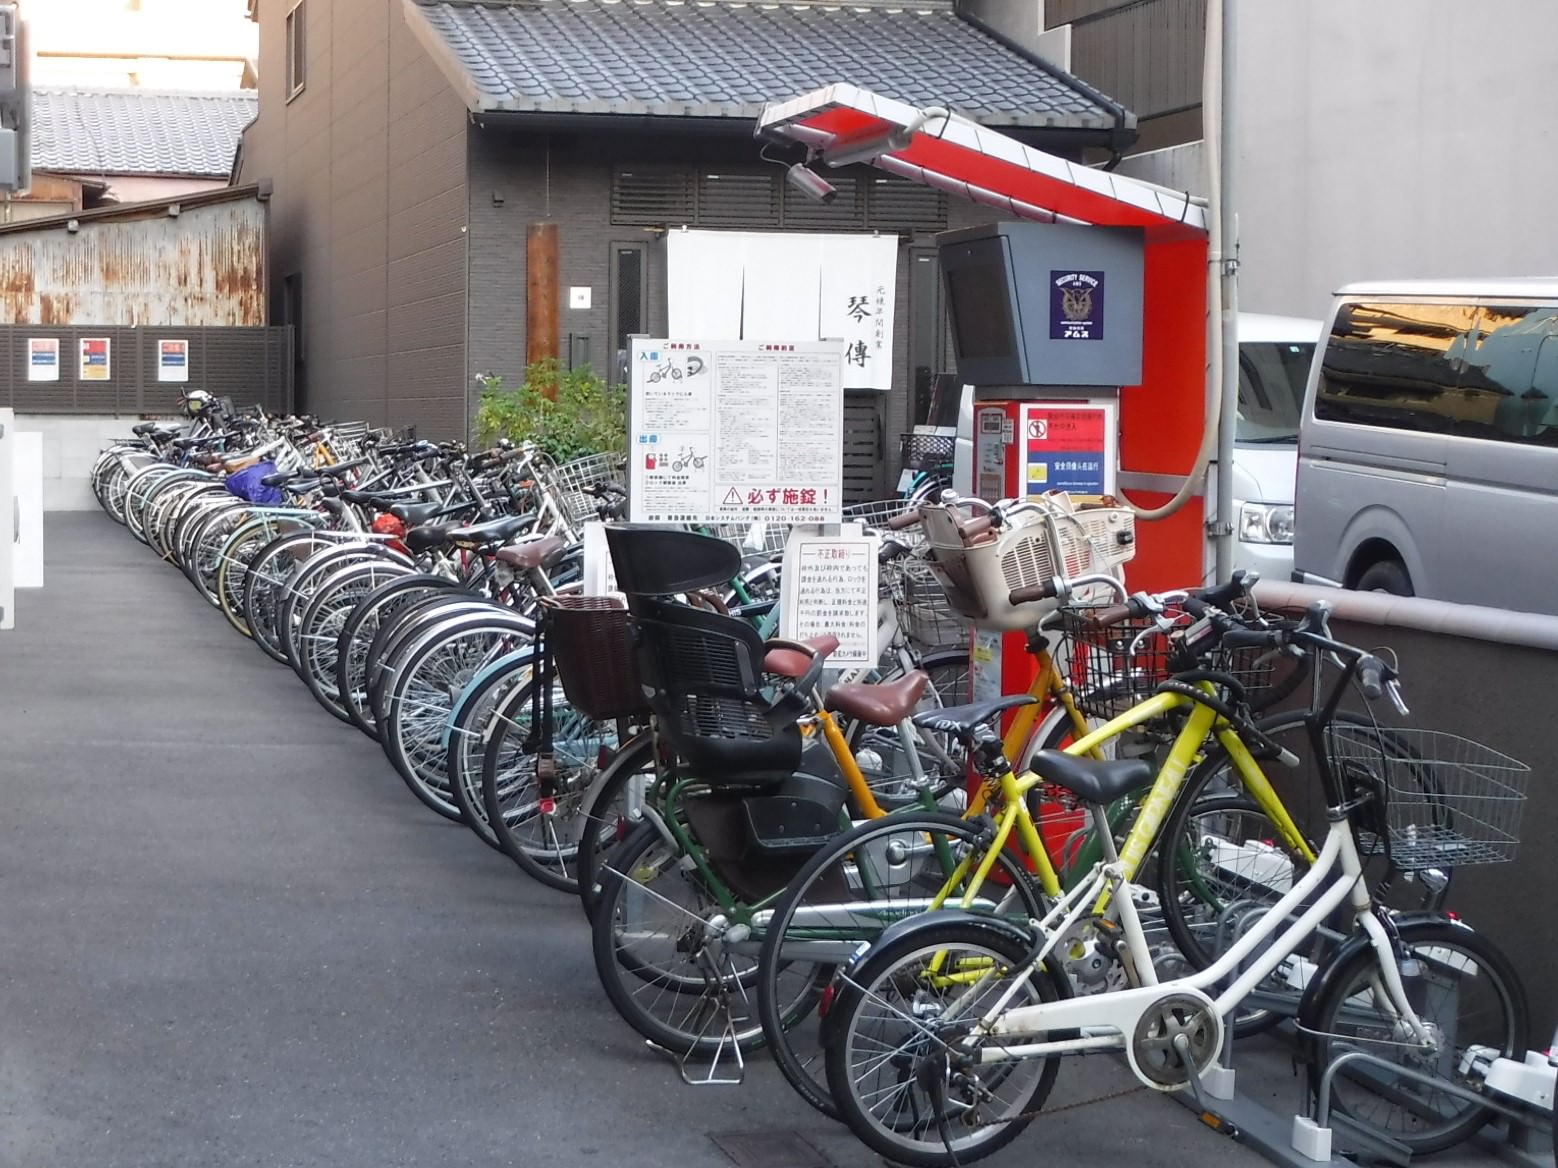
937,221,1145,387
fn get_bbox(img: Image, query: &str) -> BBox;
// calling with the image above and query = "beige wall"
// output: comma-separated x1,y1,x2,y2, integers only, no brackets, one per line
1114,0,1558,320
27,0,257,90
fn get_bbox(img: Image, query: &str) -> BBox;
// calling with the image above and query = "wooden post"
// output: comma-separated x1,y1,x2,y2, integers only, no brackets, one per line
527,221,560,397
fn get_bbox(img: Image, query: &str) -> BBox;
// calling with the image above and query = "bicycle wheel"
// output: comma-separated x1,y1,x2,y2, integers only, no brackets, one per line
446,650,535,851
478,674,619,890
573,732,658,918
297,560,414,721
757,810,1047,1119
590,821,816,1056
335,574,458,739
823,917,1066,1168
380,611,533,820
244,531,342,664
1303,917,1527,1155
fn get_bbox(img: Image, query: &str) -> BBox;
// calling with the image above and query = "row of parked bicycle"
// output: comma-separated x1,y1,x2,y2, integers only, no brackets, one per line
91,395,1552,1168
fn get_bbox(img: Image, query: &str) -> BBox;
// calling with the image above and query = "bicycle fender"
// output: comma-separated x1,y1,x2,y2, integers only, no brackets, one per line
1293,912,1476,1042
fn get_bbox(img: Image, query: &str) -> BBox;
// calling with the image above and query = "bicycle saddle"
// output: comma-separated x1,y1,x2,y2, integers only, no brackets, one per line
1028,750,1154,807
825,671,930,727
911,695,1036,739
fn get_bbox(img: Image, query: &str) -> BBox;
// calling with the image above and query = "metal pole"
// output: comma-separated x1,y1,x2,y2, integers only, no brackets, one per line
1213,0,1240,582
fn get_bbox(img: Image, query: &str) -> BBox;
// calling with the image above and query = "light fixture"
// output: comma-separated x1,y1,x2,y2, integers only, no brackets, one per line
820,105,950,169
785,163,837,205
66,218,79,233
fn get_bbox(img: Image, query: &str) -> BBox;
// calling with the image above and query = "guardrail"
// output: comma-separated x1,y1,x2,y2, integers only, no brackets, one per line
1255,580,1558,1040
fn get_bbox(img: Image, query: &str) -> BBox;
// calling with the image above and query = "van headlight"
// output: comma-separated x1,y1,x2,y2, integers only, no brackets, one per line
1239,503,1295,544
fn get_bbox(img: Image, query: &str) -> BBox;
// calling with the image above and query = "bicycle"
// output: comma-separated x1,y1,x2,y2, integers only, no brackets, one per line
816,602,1529,1166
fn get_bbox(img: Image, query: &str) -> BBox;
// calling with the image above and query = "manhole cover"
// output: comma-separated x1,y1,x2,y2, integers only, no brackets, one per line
708,1130,832,1168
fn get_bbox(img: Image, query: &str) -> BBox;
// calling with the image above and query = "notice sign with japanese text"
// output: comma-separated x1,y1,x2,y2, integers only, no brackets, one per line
629,338,844,525
27,338,59,382
158,339,190,383
779,529,879,668
79,338,111,382
1022,401,1116,499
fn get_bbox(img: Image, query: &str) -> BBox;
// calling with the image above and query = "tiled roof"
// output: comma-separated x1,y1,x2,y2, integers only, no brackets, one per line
32,89,258,178
407,0,1127,130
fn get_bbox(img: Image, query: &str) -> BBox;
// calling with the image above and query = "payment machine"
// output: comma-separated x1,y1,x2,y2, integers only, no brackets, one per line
937,220,1147,702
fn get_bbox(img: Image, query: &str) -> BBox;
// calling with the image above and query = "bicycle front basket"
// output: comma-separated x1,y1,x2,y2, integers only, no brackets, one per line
1325,726,1530,870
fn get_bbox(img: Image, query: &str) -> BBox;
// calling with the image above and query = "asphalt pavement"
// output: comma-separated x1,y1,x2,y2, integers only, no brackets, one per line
0,512,1277,1168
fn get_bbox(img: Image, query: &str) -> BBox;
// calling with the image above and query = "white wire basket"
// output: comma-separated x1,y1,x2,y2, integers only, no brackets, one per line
920,494,1136,631
842,500,926,546
711,521,792,556
1326,726,1530,870
539,452,626,528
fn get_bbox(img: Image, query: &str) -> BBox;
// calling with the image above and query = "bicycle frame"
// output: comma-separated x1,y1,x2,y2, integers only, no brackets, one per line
938,808,1431,1079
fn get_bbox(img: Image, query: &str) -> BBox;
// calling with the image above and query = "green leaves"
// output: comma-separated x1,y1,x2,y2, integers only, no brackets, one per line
474,360,627,463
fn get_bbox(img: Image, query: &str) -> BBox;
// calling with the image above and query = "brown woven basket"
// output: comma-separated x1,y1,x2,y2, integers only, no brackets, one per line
541,595,649,721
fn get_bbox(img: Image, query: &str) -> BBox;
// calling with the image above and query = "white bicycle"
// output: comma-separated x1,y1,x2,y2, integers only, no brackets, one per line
818,600,1532,1167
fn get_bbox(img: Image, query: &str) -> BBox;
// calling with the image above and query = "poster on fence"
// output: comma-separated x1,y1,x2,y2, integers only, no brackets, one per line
79,338,111,382
158,339,190,383
27,339,59,382
627,338,844,526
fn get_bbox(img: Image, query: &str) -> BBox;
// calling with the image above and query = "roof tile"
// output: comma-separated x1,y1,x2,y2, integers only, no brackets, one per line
32,89,258,178
410,0,1123,129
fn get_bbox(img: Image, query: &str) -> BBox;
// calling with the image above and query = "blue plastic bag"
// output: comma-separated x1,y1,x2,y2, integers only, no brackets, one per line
225,461,284,505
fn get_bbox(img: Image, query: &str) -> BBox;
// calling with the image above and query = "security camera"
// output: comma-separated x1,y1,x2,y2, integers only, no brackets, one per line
786,162,838,205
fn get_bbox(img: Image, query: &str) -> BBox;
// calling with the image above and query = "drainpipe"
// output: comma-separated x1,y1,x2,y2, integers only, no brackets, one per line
1212,0,1240,582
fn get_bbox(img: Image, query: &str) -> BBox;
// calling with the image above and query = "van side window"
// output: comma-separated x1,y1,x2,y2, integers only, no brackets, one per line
1316,300,1558,446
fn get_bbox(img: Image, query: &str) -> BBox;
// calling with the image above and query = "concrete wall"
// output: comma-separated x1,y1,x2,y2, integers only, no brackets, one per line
17,415,164,511
1256,582,1558,1040
1115,0,1558,320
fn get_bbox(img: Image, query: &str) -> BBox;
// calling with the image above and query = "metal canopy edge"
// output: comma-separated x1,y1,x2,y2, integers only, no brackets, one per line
756,84,1208,241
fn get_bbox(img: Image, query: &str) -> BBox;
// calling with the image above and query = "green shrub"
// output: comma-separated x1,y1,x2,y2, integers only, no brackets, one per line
473,359,628,464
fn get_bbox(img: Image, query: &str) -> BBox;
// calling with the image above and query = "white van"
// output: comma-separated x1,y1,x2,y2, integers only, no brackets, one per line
1292,279,1558,612
953,312,1322,580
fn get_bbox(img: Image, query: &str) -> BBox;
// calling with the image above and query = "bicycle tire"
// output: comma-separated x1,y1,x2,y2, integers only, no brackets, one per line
297,560,415,721
379,610,532,820
572,732,658,918
243,531,344,664
366,596,504,726
334,574,459,739
446,649,535,851
756,810,1047,1119
1302,917,1528,1155
477,672,622,890
822,916,1066,1168
591,821,806,1056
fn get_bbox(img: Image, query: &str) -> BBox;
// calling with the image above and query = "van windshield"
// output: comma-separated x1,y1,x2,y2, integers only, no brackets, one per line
1237,341,1314,443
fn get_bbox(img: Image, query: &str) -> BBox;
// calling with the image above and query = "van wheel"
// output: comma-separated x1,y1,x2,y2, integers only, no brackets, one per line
1355,559,1413,596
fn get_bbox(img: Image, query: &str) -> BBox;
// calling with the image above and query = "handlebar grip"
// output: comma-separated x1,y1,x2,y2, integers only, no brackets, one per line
885,509,922,531
959,515,996,540
1192,570,1251,609
1008,579,1060,606
1082,604,1135,627
1220,627,1285,651
1358,655,1387,701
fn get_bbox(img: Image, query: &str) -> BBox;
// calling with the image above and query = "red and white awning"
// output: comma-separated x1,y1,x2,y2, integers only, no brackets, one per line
756,84,1208,241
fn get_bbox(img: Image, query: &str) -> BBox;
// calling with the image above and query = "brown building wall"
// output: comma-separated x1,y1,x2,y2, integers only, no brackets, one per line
238,0,468,436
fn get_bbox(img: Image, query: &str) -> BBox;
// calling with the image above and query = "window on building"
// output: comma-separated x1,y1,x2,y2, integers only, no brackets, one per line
286,1,306,100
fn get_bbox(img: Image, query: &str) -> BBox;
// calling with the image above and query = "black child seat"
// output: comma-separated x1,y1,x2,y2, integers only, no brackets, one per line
604,525,805,786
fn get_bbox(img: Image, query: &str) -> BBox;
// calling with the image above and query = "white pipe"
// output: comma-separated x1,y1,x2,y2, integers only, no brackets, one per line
1213,0,1241,580
1119,0,1224,525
